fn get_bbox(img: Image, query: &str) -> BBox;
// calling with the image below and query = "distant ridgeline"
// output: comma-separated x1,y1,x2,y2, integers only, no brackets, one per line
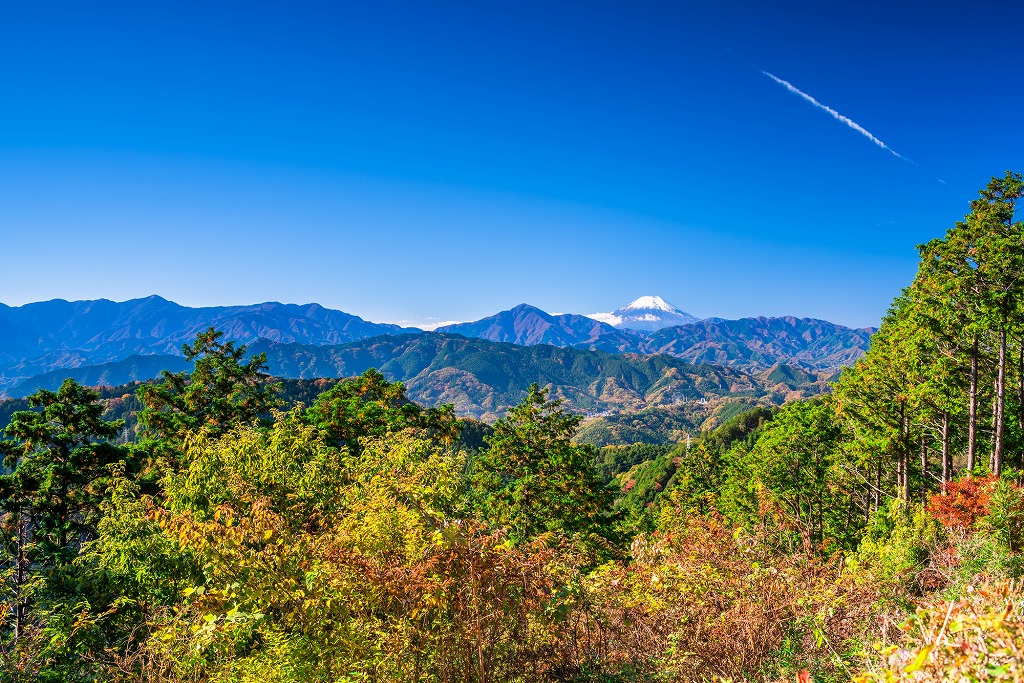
0,296,869,413
0,333,835,428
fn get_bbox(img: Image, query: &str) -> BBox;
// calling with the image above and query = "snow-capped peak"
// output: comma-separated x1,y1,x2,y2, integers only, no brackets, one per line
621,295,679,313
584,295,700,332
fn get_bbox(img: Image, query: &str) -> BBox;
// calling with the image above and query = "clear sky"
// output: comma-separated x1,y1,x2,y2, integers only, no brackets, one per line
2,1,1021,329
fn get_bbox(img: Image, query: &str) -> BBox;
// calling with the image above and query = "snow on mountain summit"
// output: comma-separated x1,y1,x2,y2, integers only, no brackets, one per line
620,295,677,312
587,296,699,332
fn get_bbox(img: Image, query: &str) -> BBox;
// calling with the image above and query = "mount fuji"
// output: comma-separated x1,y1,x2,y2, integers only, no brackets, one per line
587,296,700,332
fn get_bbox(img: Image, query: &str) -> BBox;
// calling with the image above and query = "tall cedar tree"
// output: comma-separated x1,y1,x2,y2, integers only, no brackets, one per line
0,379,126,637
473,384,620,556
136,328,282,464
833,171,1024,519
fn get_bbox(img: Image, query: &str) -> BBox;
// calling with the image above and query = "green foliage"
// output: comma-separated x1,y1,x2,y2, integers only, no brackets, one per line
612,449,678,532
700,404,776,454
0,379,127,564
594,443,673,481
653,406,775,531
473,385,621,556
719,400,856,552
981,473,1024,553
304,368,459,450
848,501,943,597
137,327,282,452
0,379,131,681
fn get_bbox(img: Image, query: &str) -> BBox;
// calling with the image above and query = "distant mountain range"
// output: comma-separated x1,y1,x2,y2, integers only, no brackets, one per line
6,333,833,422
439,304,871,371
0,296,416,391
0,295,873,400
437,305,640,353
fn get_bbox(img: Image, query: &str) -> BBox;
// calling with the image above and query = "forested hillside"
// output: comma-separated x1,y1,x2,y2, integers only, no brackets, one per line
0,297,417,392
2,174,1023,682
5,334,824,421
0,299,871,397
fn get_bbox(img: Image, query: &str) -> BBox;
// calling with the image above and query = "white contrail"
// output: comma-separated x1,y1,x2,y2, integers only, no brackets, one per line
761,70,907,161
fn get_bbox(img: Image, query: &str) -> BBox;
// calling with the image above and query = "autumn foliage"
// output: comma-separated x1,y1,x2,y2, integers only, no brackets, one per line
927,476,999,533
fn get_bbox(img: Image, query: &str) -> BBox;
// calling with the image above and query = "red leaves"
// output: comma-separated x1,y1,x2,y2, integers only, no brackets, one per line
927,475,999,532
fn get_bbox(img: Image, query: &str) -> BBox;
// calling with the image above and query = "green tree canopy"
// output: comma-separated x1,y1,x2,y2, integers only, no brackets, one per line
0,379,127,564
304,369,459,450
722,399,851,552
136,328,282,460
472,385,620,555
0,379,127,651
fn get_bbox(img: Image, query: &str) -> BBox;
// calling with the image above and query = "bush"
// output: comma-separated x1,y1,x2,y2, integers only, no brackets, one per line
574,515,879,682
927,476,998,533
981,475,1024,554
848,502,944,596
854,580,1024,683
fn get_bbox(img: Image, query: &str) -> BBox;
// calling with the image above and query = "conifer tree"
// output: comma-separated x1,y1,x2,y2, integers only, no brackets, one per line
473,385,620,555
136,328,281,466
0,379,126,638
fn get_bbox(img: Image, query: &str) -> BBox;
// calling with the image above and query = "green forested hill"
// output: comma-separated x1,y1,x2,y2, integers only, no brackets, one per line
575,397,771,446
253,334,763,420
3,333,828,421
643,315,873,370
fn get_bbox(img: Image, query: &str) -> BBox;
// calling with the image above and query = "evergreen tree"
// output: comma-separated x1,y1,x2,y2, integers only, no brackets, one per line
0,379,126,639
473,385,620,555
305,369,459,450
136,327,281,466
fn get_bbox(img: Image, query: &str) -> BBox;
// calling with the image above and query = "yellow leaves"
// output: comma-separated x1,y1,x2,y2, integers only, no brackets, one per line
859,579,1024,682
902,644,932,673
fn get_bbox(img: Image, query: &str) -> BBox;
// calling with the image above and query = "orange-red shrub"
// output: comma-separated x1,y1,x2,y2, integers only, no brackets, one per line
926,476,997,532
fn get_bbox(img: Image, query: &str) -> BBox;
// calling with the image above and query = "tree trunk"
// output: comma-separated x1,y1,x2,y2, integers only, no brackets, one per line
941,411,951,491
873,463,881,512
994,328,1007,475
920,434,928,505
990,375,998,467
895,450,903,503
1017,339,1023,433
900,408,910,503
968,336,979,472
15,513,27,644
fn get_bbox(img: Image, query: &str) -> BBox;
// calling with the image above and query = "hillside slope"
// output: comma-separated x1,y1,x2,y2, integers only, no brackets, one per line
4,333,815,421
0,296,418,390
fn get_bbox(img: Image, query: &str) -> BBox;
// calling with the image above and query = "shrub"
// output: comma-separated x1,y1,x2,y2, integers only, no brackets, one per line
573,516,879,682
847,502,945,596
854,580,1024,683
926,476,998,533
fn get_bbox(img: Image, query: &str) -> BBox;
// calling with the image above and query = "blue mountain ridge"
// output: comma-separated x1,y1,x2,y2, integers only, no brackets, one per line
0,297,873,399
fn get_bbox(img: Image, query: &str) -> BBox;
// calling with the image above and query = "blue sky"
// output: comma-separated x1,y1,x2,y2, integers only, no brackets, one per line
1,1,1020,329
